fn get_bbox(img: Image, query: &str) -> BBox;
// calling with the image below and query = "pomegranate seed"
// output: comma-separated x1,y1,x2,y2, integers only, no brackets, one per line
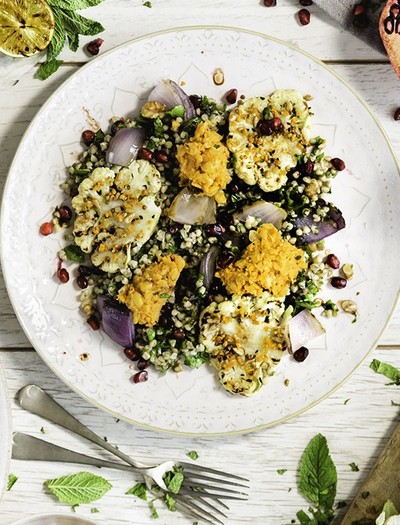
174,329,186,342
331,276,347,289
77,275,88,289
154,150,169,163
298,8,311,25
39,221,53,236
82,130,95,146
87,315,100,330
204,224,226,237
78,265,92,276
331,157,346,171
93,38,104,47
218,251,235,269
326,253,340,269
257,119,274,136
189,95,202,109
263,0,276,5
132,370,148,383
58,205,72,224
86,38,104,56
271,117,284,132
226,89,238,104
293,347,309,362
394,108,400,121
57,268,69,284
302,160,314,174
110,118,125,135
353,3,365,16
138,147,153,161
124,347,140,361
137,358,150,370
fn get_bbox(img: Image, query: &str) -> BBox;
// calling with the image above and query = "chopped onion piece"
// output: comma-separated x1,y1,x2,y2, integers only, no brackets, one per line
286,309,325,353
168,187,216,225
97,295,135,348
148,79,196,121
200,246,220,290
294,204,345,244
235,200,287,229
106,127,145,167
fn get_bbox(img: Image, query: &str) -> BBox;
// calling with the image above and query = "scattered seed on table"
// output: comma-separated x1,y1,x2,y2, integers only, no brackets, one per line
298,8,311,25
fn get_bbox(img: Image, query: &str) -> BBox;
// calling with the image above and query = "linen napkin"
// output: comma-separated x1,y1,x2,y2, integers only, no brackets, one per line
313,0,387,55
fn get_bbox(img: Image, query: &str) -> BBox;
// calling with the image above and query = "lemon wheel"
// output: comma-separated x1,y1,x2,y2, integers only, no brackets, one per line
0,0,55,58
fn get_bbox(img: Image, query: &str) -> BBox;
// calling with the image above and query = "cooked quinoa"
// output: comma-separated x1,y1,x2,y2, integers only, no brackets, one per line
55,86,346,394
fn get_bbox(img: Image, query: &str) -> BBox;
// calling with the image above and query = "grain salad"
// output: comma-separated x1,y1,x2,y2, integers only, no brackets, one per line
45,80,353,396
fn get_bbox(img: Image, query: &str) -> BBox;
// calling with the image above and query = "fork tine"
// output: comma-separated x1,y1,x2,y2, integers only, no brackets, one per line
176,494,226,525
180,461,249,482
177,491,229,518
184,470,249,488
180,488,248,500
183,481,248,498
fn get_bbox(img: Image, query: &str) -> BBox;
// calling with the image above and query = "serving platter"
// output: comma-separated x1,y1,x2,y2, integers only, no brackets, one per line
1,27,399,436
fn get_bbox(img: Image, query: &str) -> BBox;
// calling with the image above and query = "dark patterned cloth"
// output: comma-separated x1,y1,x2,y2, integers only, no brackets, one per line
313,0,387,54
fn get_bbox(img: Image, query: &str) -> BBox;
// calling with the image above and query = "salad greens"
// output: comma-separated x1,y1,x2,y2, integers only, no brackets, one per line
7,473,18,491
370,359,400,385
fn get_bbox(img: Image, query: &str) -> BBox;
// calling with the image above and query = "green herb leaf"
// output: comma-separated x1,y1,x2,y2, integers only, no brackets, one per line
149,499,159,519
40,426,46,434
47,8,66,61
64,244,85,262
164,493,177,511
44,471,112,505
90,508,99,513
143,1,152,6
126,482,147,500
60,10,105,36
184,351,209,368
298,433,337,510
186,450,199,461
277,468,287,475
163,467,184,494
349,462,359,472
166,104,185,118
37,59,63,80
370,359,400,385
66,30,80,52
7,474,18,491
48,0,104,8
361,491,370,499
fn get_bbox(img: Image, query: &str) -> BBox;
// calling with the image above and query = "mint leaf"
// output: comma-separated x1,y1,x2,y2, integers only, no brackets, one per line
164,493,177,511
37,59,63,80
186,450,199,461
48,0,104,8
7,474,18,491
370,359,400,385
163,467,184,494
149,500,159,519
47,8,66,61
61,10,105,36
349,462,359,472
64,244,85,262
44,471,112,505
277,469,287,475
299,434,337,510
66,31,80,52
126,482,147,500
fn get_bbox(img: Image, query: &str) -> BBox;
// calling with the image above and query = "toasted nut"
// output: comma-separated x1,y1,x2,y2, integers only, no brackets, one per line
340,300,358,316
342,263,354,280
213,67,224,85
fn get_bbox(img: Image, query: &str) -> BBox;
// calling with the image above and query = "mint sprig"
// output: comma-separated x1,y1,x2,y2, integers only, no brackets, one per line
292,434,338,524
44,471,112,505
370,359,400,385
38,0,105,80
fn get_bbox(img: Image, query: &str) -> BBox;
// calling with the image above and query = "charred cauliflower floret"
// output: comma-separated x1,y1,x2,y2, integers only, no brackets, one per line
200,293,287,396
117,254,186,327
227,89,312,192
71,160,162,273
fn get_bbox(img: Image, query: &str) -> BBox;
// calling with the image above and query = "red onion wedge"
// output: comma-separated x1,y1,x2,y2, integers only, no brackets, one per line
199,246,220,290
168,187,216,225
294,204,345,244
235,200,287,229
148,79,196,121
97,295,135,348
106,127,145,167
286,309,325,353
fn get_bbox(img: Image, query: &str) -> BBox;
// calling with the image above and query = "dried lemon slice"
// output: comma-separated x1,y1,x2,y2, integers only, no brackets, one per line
0,0,55,58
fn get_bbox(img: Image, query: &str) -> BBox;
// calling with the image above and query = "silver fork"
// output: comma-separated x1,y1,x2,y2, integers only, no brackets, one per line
14,384,249,523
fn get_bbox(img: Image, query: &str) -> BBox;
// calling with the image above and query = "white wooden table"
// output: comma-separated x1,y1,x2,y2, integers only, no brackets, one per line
0,1,399,524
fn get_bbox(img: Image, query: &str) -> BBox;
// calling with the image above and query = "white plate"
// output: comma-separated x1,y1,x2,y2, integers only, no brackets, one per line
1,27,400,436
11,514,96,525
0,359,12,501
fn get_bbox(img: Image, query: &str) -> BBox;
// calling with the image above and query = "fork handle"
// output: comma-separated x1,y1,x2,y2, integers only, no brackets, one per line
12,432,139,473
17,384,146,468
